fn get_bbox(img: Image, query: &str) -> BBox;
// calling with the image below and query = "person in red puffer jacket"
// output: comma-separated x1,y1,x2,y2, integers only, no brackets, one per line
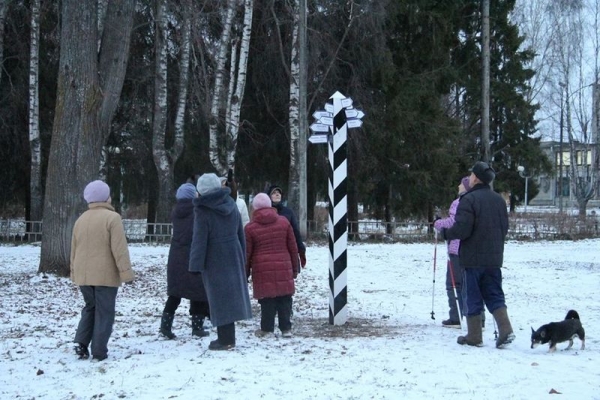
245,193,299,338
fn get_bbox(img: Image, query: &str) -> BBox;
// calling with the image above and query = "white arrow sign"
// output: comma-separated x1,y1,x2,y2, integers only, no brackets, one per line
310,123,330,133
341,98,353,108
345,109,365,119
325,103,334,113
313,110,332,120
308,134,328,144
346,119,363,129
319,116,334,126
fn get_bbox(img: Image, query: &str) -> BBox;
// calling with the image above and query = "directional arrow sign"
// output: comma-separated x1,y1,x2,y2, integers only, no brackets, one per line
325,103,334,113
309,134,328,144
319,116,334,126
346,119,363,129
345,109,365,119
341,98,353,108
313,110,332,120
310,123,330,133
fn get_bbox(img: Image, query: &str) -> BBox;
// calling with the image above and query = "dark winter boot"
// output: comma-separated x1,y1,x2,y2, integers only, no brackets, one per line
74,343,89,360
457,315,483,347
191,315,209,337
160,312,176,340
493,307,515,348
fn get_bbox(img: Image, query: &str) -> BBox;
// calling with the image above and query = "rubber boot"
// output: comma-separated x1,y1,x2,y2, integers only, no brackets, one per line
160,312,176,340
191,314,209,337
493,307,515,348
457,315,483,347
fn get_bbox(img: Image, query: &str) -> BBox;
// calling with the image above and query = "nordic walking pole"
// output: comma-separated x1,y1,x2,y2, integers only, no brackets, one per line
447,257,463,330
431,234,437,320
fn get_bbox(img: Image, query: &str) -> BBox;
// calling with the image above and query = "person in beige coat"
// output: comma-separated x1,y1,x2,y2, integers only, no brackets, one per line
70,180,134,361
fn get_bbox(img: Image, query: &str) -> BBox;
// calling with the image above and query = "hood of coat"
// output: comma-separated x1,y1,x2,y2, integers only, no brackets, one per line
173,198,194,219
193,187,237,216
251,207,279,225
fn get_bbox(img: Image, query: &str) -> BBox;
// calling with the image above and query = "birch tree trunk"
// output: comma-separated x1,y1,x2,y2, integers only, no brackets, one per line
39,0,134,276
287,0,301,217
226,0,253,170
29,0,43,223
297,0,307,238
209,0,237,174
152,0,192,223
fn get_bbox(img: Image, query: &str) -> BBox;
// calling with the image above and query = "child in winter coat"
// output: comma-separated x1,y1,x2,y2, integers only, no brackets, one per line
245,193,299,338
434,176,482,328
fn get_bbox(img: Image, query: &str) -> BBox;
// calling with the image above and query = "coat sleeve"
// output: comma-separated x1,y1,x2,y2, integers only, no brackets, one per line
244,224,253,277
434,198,459,230
237,214,246,265
286,222,299,273
289,209,306,253
444,196,474,241
109,215,134,283
189,209,209,272
70,220,78,282
237,199,250,227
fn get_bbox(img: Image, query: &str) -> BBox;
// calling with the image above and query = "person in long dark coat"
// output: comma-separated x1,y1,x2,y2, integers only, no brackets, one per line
266,185,306,269
159,183,210,339
189,173,252,350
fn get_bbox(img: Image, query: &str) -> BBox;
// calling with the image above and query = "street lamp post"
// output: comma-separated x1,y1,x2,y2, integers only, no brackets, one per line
558,82,565,214
518,165,530,213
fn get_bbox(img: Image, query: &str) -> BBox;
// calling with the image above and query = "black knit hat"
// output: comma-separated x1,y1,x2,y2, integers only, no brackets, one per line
469,161,495,184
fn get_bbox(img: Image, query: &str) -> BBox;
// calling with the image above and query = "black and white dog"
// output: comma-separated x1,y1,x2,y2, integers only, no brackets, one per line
531,310,585,352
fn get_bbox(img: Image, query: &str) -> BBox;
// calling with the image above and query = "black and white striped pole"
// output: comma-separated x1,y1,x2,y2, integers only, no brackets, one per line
309,91,364,325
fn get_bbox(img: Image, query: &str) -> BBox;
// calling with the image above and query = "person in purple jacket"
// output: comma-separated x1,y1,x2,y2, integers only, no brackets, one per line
434,176,484,329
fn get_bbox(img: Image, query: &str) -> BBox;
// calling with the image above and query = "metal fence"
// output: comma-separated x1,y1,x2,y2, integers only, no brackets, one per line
2,214,598,243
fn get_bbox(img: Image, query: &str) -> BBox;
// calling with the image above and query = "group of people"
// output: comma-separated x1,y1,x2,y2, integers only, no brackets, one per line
69,160,516,361
69,172,306,359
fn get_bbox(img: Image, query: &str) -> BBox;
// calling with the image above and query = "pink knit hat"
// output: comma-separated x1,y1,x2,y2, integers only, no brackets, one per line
83,180,110,203
252,193,272,210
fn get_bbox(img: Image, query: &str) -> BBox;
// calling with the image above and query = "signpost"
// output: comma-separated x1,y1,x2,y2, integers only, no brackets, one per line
309,91,365,325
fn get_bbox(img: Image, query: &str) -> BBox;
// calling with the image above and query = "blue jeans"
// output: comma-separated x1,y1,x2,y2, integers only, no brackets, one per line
461,268,506,317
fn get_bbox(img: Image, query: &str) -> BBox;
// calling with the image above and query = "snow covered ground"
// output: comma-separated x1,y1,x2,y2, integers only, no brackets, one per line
1,240,599,400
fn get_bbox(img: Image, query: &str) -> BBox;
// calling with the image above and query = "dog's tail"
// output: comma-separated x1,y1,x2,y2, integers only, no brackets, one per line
565,310,580,320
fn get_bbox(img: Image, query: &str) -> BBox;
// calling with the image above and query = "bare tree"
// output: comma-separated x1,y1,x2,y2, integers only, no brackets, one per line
208,0,237,174
39,0,134,276
225,0,253,171
549,0,595,216
28,0,42,222
152,0,192,222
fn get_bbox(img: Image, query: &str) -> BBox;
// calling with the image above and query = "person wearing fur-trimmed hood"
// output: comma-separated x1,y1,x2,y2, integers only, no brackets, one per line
189,173,252,350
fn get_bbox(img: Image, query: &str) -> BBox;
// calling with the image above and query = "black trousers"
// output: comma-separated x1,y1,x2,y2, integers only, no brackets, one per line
163,295,210,318
258,295,293,333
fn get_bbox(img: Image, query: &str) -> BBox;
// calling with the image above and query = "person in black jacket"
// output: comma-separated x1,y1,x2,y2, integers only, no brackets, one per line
440,161,514,349
266,185,306,269
159,183,210,339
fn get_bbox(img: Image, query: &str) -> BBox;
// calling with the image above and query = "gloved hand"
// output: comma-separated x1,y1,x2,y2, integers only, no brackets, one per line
299,252,306,268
